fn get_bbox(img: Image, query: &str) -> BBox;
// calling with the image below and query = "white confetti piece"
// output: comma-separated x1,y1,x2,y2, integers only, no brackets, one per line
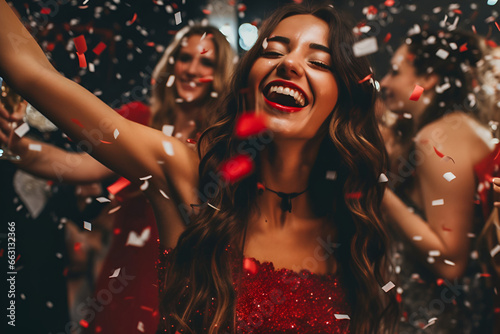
113,129,119,139
96,197,111,203
166,74,175,87
436,49,449,59
429,250,441,257
56,252,63,259
175,98,184,103
46,301,53,308
28,143,42,151
137,321,145,333
89,63,95,72
413,235,423,241
140,180,149,191
108,205,121,214
140,175,152,181
432,199,444,206
14,123,30,138
109,268,121,278
262,38,268,49
326,170,337,180
163,141,174,156
207,202,220,211
168,56,175,65
159,189,170,199
200,32,207,41
352,37,378,57
443,172,456,182
126,227,151,247
378,173,388,183
165,5,173,13
334,314,350,320
423,318,437,329
174,11,182,25
427,256,436,264
490,244,500,257
488,0,498,5
403,113,412,119
210,91,218,98
381,281,395,292
162,124,174,136
444,259,455,266
84,221,92,231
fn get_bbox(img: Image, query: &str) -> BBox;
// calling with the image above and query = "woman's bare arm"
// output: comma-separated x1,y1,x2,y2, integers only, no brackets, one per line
0,0,198,247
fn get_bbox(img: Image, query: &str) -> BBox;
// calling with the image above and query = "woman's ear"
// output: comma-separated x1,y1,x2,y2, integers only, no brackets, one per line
419,73,439,91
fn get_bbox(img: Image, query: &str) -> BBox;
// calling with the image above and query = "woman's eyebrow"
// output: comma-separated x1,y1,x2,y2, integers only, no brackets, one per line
267,36,290,44
310,43,331,54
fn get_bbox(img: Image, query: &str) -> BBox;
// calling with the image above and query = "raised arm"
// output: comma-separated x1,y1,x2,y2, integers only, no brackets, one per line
382,115,484,280
0,0,199,247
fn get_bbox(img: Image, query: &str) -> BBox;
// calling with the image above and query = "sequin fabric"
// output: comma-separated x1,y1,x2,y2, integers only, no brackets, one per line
157,247,350,333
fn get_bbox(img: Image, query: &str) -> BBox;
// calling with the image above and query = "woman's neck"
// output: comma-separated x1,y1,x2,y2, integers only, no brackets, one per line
257,137,323,222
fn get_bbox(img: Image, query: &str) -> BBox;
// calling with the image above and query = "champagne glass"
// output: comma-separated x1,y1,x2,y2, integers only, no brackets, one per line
0,80,22,161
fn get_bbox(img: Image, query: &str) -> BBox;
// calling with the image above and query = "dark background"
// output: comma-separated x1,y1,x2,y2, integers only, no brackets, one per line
8,0,500,105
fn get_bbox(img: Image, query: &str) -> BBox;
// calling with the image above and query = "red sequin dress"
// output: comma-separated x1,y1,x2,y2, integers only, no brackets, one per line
157,247,351,333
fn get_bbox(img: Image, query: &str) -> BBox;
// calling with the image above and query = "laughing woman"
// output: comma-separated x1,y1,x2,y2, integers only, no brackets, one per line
0,2,397,333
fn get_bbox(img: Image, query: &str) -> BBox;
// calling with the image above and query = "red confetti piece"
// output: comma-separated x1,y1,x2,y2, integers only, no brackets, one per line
71,118,84,128
113,228,121,235
77,52,87,68
383,33,392,43
494,148,500,161
433,146,455,163
74,35,87,54
46,42,55,52
385,0,395,6
459,43,468,52
358,73,373,83
201,48,209,54
228,0,236,5
63,267,69,276
409,85,424,101
243,258,258,274
146,41,155,47
452,9,462,15
140,306,154,312
79,319,89,328
93,42,107,55
479,273,492,277
496,22,500,31
0,249,3,257
345,192,362,199
396,293,402,303
186,138,197,144
293,0,303,3
202,9,212,15
96,326,102,333
107,177,131,195
366,5,378,15
99,140,112,144
198,76,213,83
171,3,178,9
436,278,445,286
40,7,51,14
126,13,137,25
495,307,500,313
74,242,82,251
219,154,254,183
487,40,498,48
472,25,477,34
235,113,267,138
237,3,247,12
16,254,20,262
442,226,452,232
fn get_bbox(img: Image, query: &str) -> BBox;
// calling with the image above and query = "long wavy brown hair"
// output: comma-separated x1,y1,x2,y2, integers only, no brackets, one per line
150,25,234,131
160,3,398,333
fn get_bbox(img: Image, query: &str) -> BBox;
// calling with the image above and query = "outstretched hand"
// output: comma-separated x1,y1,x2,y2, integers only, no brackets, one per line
0,100,27,152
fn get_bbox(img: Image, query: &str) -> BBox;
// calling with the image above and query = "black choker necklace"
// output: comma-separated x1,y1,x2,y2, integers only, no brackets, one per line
263,185,308,213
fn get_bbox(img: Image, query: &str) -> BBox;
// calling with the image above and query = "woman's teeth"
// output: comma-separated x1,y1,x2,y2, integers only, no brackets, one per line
268,85,305,107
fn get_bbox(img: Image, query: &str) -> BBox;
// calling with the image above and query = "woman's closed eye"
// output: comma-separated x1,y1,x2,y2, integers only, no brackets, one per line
261,51,284,58
309,60,333,71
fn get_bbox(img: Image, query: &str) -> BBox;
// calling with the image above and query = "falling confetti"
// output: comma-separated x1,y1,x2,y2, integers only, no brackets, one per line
77,53,87,68
352,37,378,57
174,11,182,25
74,35,87,53
107,177,131,195
126,227,151,247
166,75,175,87
93,42,107,55
358,73,373,83
444,259,456,266
381,281,395,292
432,199,444,206
235,113,267,138
140,180,149,191
14,123,30,138
409,85,424,101
162,141,174,156
429,250,441,257
413,235,423,241
28,143,42,151
443,172,456,182
378,173,388,183
219,154,254,183
490,244,500,257
159,189,170,199
84,221,92,231
96,197,111,203
326,170,337,180
162,125,174,136
113,129,119,139
109,268,121,278
433,146,455,163
334,314,350,320
435,49,449,59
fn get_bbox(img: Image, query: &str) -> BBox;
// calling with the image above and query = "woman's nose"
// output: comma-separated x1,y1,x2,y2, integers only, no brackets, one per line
277,53,305,78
